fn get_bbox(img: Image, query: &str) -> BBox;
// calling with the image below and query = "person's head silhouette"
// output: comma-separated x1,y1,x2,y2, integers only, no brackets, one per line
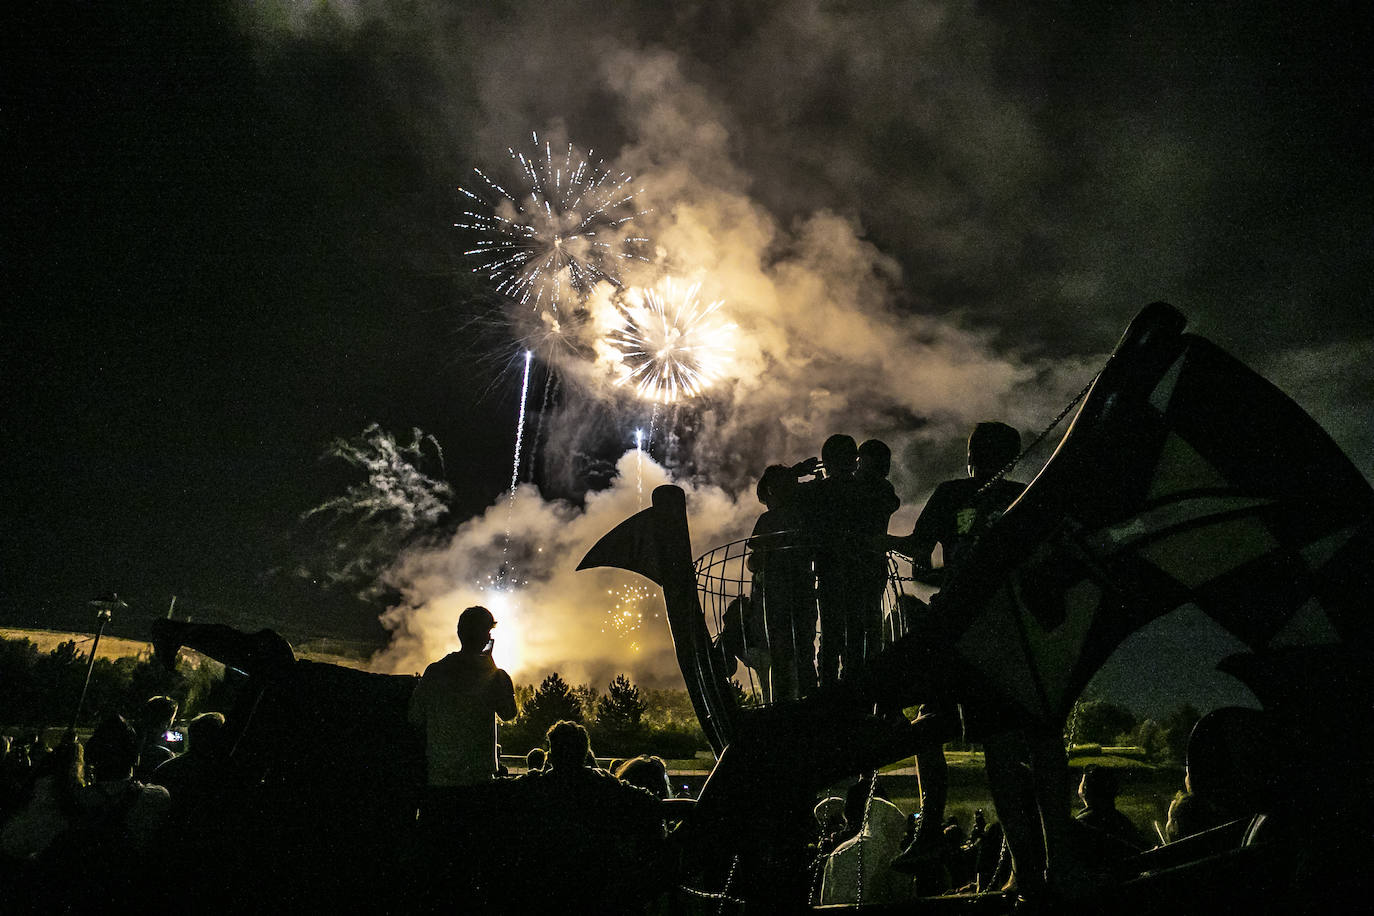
967,422,1020,480
757,464,798,508
858,439,892,478
821,434,858,479
457,605,497,653
1078,764,1120,810
546,720,591,770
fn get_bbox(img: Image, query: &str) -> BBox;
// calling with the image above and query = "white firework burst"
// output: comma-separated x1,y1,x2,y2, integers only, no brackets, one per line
455,131,650,314
606,279,736,404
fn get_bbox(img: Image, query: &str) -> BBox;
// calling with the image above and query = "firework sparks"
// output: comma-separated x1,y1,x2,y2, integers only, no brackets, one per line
455,131,650,314
635,427,644,505
605,279,736,404
600,580,657,651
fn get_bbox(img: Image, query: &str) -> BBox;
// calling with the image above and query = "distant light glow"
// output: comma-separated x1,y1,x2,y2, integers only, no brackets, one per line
474,584,526,675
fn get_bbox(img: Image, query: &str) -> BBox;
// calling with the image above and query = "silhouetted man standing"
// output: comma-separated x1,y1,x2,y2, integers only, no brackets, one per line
892,422,1025,583
889,422,1025,869
409,605,518,788
806,434,865,688
855,439,900,662
408,605,518,907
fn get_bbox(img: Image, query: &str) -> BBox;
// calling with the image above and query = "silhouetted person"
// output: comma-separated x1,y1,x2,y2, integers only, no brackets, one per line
890,423,1027,873
409,605,518,789
511,721,666,909
152,712,228,810
855,439,900,658
1076,765,1145,851
805,434,866,687
0,737,83,864
749,464,818,700
714,595,772,701
408,606,517,907
39,715,174,909
820,785,916,905
614,755,673,800
891,422,1026,583
134,695,179,781
152,712,240,898
525,746,546,773
1175,706,1279,840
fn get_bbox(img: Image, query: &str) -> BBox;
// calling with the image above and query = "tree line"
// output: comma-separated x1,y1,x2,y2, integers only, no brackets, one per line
1066,695,1201,765
0,636,710,756
502,672,710,758
0,635,227,732
4,635,1192,764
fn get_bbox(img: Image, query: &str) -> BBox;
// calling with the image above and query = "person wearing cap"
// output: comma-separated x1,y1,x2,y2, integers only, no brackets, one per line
408,605,518,788
885,422,1026,872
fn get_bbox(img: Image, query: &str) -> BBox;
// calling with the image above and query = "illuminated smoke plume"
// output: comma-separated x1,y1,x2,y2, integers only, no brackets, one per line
299,424,452,595
455,131,650,316
372,451,755,685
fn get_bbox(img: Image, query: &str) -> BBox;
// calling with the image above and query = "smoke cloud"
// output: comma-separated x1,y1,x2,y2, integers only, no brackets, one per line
371,451,754,684
238,2,1372,686
297,424,452,596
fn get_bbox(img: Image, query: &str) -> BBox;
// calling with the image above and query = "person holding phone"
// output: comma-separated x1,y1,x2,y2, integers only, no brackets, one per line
408,605,518,789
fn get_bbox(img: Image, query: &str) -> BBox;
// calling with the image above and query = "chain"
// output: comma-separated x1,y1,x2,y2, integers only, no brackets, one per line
672,854,745,914
720,853,742,915
678,885,746,907
978,370,1101,495
855,770,879,907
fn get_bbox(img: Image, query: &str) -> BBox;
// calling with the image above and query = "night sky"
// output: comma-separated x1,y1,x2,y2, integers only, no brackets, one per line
4,2,1371,709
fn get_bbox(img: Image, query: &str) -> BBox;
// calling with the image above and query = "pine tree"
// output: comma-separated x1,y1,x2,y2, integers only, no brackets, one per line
573,683,601,721
595,674,647,735
520,672,584,739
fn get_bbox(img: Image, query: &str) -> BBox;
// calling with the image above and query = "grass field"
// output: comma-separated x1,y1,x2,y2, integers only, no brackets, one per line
0,626,371,670
831,751,1180,843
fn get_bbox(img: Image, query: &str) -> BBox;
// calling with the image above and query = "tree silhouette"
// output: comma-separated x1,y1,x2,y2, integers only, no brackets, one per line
519,672,584,738
1161,703,1201,763
1068,698,1138,746
573,683,601,721
595,674,647,736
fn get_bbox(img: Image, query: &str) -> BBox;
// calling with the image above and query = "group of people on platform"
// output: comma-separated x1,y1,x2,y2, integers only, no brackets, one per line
731,422,1025,704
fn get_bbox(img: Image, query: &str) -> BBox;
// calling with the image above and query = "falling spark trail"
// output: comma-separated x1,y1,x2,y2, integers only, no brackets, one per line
635,428,645,506
529,369,559,481
650,403,661,449
509,350,534,499
503,350,534,572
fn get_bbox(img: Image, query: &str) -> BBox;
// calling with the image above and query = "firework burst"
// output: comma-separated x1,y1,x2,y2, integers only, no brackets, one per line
605,279,736,404
455,132,650,314
601,580,658,652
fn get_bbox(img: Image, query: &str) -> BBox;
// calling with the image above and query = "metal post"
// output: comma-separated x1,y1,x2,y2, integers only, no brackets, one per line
70,596,122,733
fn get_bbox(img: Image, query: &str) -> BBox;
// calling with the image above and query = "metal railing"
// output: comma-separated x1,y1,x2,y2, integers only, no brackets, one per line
692,530,921,706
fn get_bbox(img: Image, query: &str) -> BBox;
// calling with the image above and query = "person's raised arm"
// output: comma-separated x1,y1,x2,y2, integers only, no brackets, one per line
887,483,953,577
